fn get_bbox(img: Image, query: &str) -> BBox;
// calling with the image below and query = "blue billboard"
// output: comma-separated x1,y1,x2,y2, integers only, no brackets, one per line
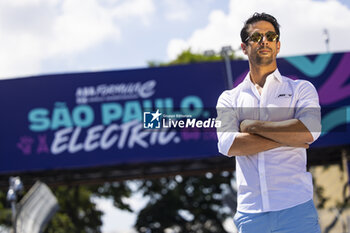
0,52,349,174
0,63,227,174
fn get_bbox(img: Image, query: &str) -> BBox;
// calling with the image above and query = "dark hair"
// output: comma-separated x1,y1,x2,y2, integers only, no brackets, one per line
240,12,280,44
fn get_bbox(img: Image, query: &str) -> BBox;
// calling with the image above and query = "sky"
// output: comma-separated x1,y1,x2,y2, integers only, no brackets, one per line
0,0,350,80
1,0,350,232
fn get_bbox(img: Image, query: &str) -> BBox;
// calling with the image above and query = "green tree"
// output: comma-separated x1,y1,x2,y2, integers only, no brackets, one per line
44,185,103,233
44,182,132,233
148,48,242,67
135,173,233,233
0,181,132,233
0,190,12,228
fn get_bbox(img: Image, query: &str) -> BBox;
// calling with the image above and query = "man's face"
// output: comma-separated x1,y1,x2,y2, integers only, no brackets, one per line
241,20,280,66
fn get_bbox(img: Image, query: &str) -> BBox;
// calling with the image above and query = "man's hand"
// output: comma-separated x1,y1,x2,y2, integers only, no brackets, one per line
240,120,259,133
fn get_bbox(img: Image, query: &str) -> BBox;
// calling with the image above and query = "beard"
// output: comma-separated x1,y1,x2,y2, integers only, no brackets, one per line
255,53,274,65
251,47,274,66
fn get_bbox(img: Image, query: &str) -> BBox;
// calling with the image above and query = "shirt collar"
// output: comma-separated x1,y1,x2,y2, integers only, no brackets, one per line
273,69,283,82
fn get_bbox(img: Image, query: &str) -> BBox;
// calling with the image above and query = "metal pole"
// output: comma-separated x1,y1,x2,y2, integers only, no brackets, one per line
221,46,234,89
342,149,350,194
204,47,234,89
323,29,330,53
11,201,16,233
7,177,22,233
224,53,233,89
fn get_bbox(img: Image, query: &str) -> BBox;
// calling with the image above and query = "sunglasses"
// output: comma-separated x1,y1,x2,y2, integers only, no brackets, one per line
245,31,279,43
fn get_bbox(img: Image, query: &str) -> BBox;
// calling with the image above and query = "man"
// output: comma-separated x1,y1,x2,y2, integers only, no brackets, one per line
216,13,322,233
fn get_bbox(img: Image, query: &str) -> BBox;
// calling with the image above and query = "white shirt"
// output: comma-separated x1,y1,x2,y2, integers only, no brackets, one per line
216,69,321,213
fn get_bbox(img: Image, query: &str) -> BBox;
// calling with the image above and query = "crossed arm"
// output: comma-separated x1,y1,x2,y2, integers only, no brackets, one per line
227,119,313,156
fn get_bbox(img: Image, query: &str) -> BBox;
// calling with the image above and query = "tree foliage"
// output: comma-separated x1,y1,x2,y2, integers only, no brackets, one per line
135,173,233,233
0,190,12,227
44,185,103,233
148,48,242,67
0,181,132,233
44,182,132,233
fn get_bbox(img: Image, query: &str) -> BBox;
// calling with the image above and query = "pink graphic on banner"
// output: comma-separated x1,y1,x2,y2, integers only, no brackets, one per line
181,128,201,140
37,135,49,154
203,131,217,140
286,75,298,80
233,70,248,88
319,53,350,105
17,136,34,155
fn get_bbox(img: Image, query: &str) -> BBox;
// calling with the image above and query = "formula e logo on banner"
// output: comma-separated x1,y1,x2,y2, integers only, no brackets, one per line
143,110,162,129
